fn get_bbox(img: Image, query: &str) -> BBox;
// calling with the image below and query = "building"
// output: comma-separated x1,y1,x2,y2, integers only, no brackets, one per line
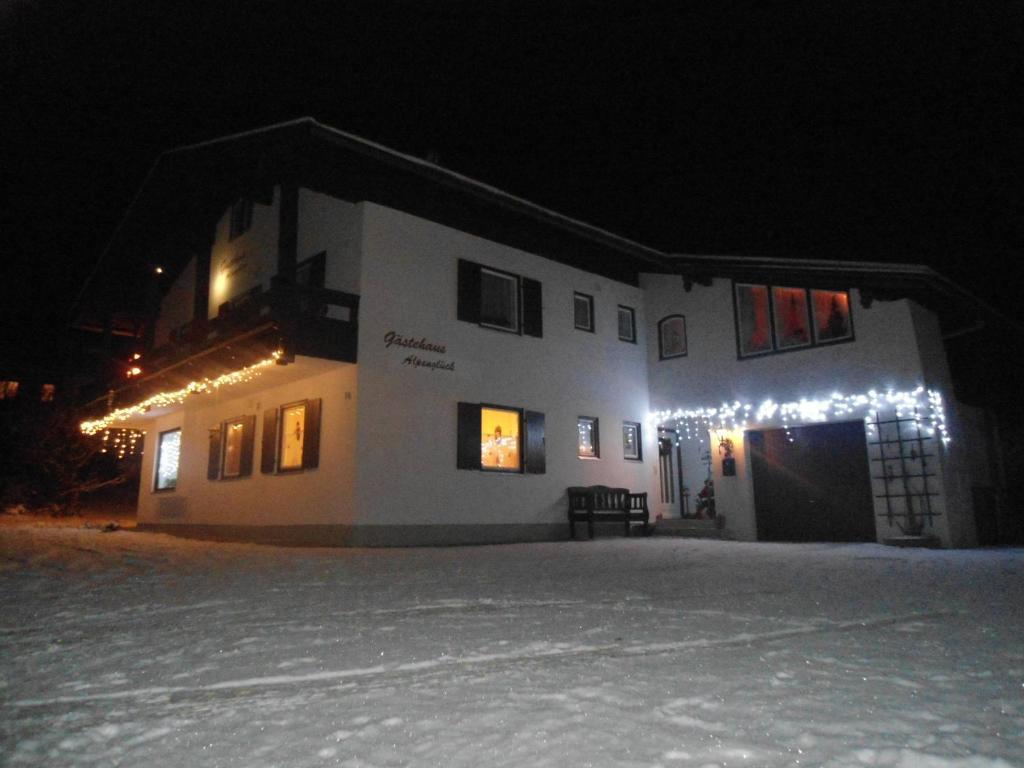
76,118,999,547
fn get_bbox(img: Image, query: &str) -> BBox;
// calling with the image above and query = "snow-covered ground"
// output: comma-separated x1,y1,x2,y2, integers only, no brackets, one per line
1,523,1022,768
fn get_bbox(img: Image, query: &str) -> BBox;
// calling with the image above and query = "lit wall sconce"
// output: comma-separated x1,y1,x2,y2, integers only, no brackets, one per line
719,435,736,477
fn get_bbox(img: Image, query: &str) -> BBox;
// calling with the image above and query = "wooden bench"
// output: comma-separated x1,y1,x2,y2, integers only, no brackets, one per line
567,485,650,539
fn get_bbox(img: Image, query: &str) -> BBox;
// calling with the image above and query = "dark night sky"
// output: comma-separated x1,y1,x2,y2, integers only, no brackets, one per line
2,0,1021,370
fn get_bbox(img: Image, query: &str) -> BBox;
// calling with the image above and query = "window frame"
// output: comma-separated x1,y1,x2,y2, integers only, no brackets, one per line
573,292,595,333
457,401,546,474
457,259,543,338
622,421,642,461
577,416,600,459
480,403,524,473
658,315,688,360
617,305,636,343
733,282,854,360
207,415,257,481
220,417,247,479
770,285,813,351
809,288,856,346
478,266,521,334
154,428,181,492
261,398,322,475
277,400,308,473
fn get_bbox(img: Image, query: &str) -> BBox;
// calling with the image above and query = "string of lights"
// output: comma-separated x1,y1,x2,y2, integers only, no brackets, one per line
100,428,145,459
649,386,950,446
81,352,281,435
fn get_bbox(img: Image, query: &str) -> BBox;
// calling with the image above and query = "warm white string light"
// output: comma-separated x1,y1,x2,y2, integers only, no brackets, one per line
649,386,951,446
81,353,282,435
100,428,145,459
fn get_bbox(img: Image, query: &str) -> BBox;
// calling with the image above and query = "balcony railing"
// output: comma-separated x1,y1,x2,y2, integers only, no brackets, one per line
157,280,359,364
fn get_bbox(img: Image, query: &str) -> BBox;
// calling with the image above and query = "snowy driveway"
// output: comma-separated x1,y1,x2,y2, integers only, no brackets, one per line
1,526,1022,767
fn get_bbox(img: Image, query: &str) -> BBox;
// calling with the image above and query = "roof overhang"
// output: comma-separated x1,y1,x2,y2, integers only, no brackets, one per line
73,118,670,326
660,253,1015,338
73,117,1009,341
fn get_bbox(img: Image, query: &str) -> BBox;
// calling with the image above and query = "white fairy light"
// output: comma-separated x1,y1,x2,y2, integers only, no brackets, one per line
81,353,282,435
649,385,951,446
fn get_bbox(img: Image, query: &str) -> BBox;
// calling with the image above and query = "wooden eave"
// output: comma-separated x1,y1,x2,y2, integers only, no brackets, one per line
74,118,1005,342
663,254,1010,338
75,118,669,325
82,281,360,415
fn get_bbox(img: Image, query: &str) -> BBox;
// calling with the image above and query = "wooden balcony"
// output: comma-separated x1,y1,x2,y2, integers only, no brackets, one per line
89,282,359,414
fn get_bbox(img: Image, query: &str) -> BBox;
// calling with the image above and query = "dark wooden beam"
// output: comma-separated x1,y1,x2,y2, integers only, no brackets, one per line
682,274,714,291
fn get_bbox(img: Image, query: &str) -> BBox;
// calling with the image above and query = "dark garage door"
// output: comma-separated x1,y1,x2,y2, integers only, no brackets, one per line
749,421,875,542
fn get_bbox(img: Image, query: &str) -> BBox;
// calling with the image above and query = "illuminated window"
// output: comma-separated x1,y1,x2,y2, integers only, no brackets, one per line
617,306,636,342
41,384,56,402
480,406,521,471
771,286,811,350
155,428,181,491
622,421,642,460
222,420,245,477
280,403,306,470
735,283,853,358
811,290,853,343
0,381,19,399
207,416,256,480
457,259,543,338
574,292,594,332
457,402,545,474
577,416,599,459
229,198,253,240
261,399,321,474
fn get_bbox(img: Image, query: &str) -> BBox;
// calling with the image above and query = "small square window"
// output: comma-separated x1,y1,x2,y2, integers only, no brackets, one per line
481,406,522,471
155,428,181,491
617,306,636,342
480,268,520,332
658,315,688,359
0,381,19,399
279,403,307,471
577,416,599,458
574,293,594,332
229,199,253,240
622,421,642,460
40,384,55,402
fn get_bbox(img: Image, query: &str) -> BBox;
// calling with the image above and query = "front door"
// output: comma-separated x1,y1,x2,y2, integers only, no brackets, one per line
657,428,685,517
749,421,875,542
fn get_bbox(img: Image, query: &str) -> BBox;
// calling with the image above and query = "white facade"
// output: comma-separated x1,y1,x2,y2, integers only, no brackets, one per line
138,359,358,531
126,178,985,548
642,275,983,547
352,202,651,541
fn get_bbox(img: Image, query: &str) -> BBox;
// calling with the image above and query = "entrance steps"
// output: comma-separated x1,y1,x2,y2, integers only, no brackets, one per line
653,518,724,539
